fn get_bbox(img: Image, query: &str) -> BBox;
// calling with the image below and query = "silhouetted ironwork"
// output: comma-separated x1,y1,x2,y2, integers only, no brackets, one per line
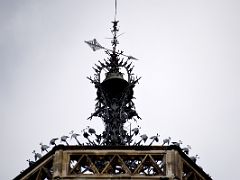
86,19,141,146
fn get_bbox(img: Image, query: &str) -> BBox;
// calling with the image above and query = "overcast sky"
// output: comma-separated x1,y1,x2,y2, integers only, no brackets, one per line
1,0,240,179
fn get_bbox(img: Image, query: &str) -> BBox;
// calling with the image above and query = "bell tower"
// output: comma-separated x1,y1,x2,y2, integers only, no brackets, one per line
14,1,212,180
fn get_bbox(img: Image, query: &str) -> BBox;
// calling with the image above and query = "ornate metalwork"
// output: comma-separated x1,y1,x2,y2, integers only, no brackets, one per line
86,19,141,146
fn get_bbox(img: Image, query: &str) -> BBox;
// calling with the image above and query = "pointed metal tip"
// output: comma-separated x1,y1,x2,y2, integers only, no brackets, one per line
128,56,139,61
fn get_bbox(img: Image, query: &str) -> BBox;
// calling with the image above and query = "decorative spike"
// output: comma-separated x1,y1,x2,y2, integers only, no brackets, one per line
126,62,133,69
92,67,99,73
123,61,128,66
98,60,106,68
87,76,95,84
131,77,141,84
104,59,110,66
128,56,138,60
118,59,124,66
129,66,134,73
95,64,102,70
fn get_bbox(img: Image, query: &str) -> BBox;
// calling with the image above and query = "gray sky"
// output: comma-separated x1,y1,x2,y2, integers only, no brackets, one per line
1,0,240,179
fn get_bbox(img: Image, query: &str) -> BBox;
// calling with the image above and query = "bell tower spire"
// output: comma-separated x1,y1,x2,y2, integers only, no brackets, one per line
85,0,141,146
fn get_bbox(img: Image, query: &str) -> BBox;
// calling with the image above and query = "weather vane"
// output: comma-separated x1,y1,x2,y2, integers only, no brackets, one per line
85,0,138,61
84,39,138,60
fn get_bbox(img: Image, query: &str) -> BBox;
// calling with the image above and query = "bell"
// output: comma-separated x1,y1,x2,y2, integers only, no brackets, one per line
101,72,129,101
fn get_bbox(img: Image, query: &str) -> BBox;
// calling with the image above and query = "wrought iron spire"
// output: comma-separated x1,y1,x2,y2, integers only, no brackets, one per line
85,0,141,146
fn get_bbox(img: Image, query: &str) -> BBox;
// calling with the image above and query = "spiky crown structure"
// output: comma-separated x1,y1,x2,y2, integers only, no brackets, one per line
87,20,141,146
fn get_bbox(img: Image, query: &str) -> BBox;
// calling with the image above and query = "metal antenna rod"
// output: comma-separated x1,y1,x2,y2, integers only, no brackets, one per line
112,0,119,54
114,0,117,21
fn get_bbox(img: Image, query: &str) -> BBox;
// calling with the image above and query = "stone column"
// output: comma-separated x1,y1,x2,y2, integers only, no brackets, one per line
52,149,63,178
166,150,183,180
